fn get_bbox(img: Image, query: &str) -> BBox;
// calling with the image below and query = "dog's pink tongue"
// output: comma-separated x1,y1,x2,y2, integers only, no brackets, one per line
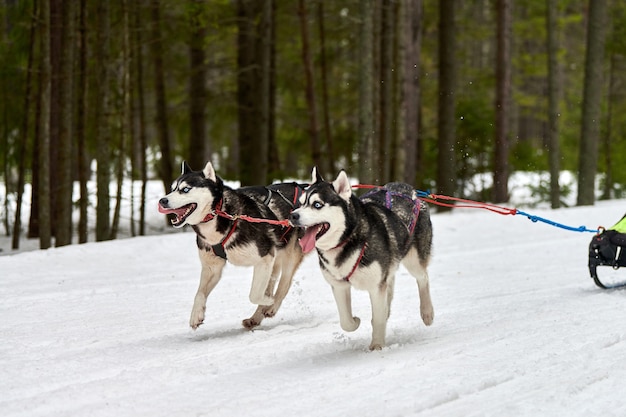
299,226,319,254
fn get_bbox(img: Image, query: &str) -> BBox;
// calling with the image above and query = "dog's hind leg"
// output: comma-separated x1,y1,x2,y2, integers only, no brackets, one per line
386,274,395,319
243,260,281,329
263,243,304,318
330,282,361,333
190,251,227,329
369,282,391,350
402,248,434,326
248,254,276,307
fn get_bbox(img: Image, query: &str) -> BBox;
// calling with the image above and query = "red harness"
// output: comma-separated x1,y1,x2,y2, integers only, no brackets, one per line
198,199,238,260
330,237,367,282
343,242,367,282
198,198,291,260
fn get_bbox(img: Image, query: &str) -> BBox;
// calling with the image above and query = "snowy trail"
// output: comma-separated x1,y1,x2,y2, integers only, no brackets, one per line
2,200,626,417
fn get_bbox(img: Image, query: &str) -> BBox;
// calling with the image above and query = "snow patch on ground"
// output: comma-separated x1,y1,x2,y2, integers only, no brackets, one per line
2,193,626,416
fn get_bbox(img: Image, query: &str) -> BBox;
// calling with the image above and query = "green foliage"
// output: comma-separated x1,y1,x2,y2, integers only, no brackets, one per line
510,140,548,172
456,96,494,179
525,175,573,208
1,0,626,199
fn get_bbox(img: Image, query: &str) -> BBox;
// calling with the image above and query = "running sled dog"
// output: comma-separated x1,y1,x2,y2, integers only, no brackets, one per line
158,161,305,330
289,168,434,350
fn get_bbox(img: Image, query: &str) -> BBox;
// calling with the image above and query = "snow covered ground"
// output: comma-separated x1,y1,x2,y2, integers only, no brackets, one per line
2,186,626,416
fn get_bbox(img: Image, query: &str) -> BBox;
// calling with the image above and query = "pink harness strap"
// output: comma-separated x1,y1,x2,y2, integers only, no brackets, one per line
343,243,367,282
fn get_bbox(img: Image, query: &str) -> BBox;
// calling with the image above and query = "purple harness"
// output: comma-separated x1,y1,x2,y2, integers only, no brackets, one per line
362,188,421,235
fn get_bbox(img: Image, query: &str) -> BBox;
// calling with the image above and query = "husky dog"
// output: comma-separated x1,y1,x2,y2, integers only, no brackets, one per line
158,161,305,330
289,169,434,350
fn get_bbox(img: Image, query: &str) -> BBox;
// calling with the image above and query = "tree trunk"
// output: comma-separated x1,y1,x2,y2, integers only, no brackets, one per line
76,0,88,243
151,0,174,192
55,0,75,247
127,0,136,237
436,0,457,205
49,0,62,236
378,0,395,183
28,37,42,240
601,53,616,200
357,0,374,185
135,1,148,236
546,0,561,209
188,0,208,169
110,153,124,240
95,0,111,241
493,0,512,203
12,0,38,249
2,73,8,237
267,0,279,179
402,0,422,185
111,0,132,240
298,0,322,175
317,1,335,174
236,0,253,183
577,0,608,206
258,0,271,183
236,0,269,185
38,0,52,249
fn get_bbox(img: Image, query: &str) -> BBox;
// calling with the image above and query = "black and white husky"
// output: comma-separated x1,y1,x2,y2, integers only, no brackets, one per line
289,168,434,350
158,161,305,331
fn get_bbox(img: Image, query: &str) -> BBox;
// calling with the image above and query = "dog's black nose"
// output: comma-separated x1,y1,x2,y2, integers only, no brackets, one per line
159,197,169,207
289,212,300,222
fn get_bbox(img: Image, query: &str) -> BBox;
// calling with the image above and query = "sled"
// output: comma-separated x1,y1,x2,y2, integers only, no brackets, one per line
589,213,626,289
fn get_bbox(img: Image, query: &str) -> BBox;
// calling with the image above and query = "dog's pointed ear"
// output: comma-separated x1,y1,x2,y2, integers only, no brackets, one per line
182,161,192,175
311,166,324,184
332,170,352,201
203,161,217,182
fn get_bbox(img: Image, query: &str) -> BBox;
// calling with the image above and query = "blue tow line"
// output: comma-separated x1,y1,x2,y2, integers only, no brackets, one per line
514,209,599,233
414,189,600,234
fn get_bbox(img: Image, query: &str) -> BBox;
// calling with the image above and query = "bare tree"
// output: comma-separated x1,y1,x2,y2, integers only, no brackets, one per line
402,0,422,185
268,0,279,179
237,0,270,185
111,0,133,240
258,0,271,182
493,0,512,203
49,0,61,234
298,0,322,174
55,0,75,247
601,53,616,200
436,0,457,204
378,0,395,183
95,0,111,241
546,0,561,209
12,0,38,249
76,0,88,243
577,0,608,206
150,0,174,192
317,1,335,174
38,0,52,249
188,0,208,169
134,0,148,236
357,0,374,185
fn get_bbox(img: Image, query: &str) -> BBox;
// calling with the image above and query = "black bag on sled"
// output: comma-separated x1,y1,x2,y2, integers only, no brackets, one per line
589,213,626,289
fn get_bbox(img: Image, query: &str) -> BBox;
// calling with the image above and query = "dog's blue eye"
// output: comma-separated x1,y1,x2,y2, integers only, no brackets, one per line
181,187,191,193
313,201,323,209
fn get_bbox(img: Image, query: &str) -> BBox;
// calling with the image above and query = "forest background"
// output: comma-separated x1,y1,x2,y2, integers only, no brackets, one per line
0,0,624,250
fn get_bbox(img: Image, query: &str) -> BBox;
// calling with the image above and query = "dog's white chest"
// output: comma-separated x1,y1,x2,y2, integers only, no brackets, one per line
319,250,380,289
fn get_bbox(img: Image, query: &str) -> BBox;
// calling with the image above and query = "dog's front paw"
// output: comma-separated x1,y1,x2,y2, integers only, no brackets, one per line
190,306,205,329
421,307,434,326
340,316,361,332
